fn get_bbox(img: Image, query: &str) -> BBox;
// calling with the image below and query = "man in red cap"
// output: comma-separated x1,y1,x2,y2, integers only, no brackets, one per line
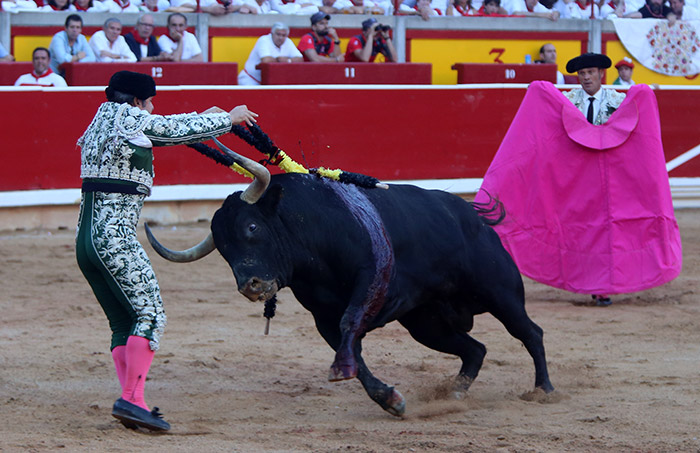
613,57,636,86
76,70,257,432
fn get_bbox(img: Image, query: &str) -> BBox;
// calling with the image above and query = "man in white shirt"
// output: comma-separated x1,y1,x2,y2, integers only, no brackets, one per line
90,18,138,62
157,13,203,62
14,47,68,87
239,23,303,85
508,0,560,19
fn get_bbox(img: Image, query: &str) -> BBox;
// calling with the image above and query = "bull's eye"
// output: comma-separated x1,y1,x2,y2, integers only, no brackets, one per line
248,223,257,233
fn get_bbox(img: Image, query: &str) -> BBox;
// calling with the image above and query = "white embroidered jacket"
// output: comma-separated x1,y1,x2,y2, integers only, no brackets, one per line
78,102,232,190
562,87,627,125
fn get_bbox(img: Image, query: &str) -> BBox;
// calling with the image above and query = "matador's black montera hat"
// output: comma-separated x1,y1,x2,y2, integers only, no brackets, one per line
566,53,612,74
105,70,157,101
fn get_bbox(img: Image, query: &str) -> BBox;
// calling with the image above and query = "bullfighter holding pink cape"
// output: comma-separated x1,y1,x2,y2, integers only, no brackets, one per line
475,81,682,298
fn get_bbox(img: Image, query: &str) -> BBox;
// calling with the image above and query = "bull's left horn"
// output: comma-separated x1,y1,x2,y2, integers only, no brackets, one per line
213,137,270,204
144,223,216,262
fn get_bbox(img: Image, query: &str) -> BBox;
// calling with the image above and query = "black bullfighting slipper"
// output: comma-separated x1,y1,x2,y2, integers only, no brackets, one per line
111,398,171,432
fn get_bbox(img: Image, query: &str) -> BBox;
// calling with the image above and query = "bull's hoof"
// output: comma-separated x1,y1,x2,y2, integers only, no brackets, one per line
383,388,406,417
538,382,555,394
328,361,358,382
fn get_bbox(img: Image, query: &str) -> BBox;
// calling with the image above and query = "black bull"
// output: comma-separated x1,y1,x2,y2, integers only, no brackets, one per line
146,150,554,417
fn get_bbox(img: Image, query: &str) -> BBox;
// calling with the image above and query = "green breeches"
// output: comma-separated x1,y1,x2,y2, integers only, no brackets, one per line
76,191,167,351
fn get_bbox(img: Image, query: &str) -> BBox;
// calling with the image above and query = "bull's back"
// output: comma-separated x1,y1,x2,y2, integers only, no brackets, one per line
367,184,519,295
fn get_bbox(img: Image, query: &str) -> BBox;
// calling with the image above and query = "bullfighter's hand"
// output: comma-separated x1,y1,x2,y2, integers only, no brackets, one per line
230,105,259,126
202,106,226,114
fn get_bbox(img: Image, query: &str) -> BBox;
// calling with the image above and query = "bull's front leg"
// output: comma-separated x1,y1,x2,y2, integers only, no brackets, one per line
328,274,389,382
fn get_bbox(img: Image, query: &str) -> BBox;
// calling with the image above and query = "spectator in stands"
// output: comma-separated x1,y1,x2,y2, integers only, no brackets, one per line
238,23,303,85
14,47,68,87
90,18,138,62
509,0,560,19
158,13,203,62
139,0,172,12
71,0,109,12
612,57,635,86
194,0,241,15
599,0,625,18
103,0,141,12
356,0,394,14
39,0,70,10
270,0,320,14
553,0,601,18
49,14,97,74
319,0,360,14
0,0,39,12
297,12,344,62
447,0,476,14
345,18,397,63
537,43,564,84
236,0,276,13
399,0,444,18
0,42,14,62
624,0,675,17
669,0,700,19
125,14,169,62
476,0,509,15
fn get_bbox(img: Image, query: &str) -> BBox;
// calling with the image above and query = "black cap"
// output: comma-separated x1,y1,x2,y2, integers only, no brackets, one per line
105,70,156,101
566,53,612,74
362,18,378,30
311,11,330,25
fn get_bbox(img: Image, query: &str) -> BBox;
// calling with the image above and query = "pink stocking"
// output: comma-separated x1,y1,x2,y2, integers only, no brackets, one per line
111,345,127,391
121,335,154,411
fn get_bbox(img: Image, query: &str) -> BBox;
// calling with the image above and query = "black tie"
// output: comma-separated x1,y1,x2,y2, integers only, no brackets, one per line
587,96,595,124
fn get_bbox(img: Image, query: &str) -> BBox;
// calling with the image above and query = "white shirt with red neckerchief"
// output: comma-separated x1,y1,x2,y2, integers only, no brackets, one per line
14,68,68,87
102,0,142,12
89,30,138,62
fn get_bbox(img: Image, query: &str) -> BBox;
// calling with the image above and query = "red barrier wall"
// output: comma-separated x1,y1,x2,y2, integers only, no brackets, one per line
1,86,698,192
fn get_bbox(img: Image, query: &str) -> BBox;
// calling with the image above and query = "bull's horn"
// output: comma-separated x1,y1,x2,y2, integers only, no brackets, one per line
213,137,270,204
144,223,216,262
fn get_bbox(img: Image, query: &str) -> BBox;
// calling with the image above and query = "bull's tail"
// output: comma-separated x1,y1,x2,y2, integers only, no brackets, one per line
471,189,506,226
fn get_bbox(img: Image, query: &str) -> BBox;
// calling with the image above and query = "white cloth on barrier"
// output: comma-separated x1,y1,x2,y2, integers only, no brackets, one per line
613,18,700,77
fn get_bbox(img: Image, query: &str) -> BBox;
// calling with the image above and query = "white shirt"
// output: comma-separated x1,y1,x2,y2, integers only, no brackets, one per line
138,0,171,11
269,0,319,14
158,31,202,60
232,0,275,13
679,4,700,19
583,88,603,123
102,0,142,12
554,0,600,18
14,71,67,87
507,0,551,14
89,30,138,62
239,33,303,85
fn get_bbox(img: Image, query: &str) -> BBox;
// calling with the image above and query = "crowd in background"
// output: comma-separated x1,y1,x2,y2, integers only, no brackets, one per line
1,0,698,20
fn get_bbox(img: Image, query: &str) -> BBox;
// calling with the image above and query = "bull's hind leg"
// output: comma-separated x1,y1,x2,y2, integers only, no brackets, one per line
489,303,554,393
398,306,487,396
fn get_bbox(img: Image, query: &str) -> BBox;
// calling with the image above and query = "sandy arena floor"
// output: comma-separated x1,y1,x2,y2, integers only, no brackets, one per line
0,209,698,453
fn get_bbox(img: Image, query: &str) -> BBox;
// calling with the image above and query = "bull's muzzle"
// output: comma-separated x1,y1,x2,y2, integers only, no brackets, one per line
239,277,278,302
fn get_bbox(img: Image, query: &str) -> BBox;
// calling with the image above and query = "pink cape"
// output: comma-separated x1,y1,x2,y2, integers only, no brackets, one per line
475,81,682,295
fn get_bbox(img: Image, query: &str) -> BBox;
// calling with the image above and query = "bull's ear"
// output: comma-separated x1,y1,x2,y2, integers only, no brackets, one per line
259,183,284,215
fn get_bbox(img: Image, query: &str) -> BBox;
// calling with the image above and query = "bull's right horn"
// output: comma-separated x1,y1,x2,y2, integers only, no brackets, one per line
144,223,216,262
213,137,270,204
